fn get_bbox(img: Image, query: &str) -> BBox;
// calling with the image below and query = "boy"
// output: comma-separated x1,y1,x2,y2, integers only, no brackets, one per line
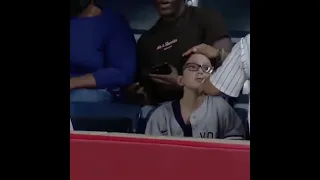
145,53,244,139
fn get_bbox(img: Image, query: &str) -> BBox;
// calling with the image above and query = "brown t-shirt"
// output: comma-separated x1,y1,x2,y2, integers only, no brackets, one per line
136,6,229,104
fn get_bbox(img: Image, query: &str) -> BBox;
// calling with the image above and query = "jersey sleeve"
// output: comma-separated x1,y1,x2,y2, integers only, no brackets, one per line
217,98,245,140
209,35,250,97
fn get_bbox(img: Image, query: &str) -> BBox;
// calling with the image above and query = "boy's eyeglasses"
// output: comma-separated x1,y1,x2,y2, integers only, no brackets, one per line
183,63,214,74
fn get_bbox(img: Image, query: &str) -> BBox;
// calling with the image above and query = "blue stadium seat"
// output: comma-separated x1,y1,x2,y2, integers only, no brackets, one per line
72,117,133,133
234,93,249,139
70,102,141,132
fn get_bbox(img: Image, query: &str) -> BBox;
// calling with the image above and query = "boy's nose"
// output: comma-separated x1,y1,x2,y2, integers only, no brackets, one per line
197,67,204,74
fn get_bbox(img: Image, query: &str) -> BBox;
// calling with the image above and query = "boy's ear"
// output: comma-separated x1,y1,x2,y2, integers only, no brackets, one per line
177,75,184,86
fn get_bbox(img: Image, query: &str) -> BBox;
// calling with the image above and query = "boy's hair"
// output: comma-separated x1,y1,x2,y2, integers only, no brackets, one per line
178,53,222,75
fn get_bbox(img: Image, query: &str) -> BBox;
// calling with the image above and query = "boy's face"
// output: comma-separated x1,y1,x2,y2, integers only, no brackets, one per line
180,54,214,90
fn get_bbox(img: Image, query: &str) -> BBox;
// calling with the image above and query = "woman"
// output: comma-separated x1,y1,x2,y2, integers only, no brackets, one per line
70,0,140,130
70,0,136,103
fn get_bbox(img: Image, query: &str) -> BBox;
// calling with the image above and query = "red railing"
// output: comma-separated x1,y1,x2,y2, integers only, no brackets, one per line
70,132,250,180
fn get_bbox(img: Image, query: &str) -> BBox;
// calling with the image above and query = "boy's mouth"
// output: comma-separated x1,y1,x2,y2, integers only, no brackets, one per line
195,78,205,83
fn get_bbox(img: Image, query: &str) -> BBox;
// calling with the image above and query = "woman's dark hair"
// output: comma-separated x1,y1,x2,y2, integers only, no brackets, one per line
178,53,221,75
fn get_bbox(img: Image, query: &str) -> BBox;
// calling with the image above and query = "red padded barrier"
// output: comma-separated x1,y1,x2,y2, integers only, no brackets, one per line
70,133,250,180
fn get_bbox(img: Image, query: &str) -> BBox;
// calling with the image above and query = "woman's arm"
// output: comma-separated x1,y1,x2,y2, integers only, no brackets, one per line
93,14,136,89
70,14,136,90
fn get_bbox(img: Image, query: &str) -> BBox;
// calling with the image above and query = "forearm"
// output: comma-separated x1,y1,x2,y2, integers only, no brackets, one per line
219,49,229,61
209,40,246,97
211,38,231,64
202,77,221,96
70,74,96,89
213,37,233,53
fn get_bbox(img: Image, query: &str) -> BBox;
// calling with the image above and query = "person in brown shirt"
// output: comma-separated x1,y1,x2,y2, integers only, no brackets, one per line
127,0,233,124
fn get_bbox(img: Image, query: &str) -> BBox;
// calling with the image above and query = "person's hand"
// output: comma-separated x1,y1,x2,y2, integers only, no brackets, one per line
127,82,139,92
127,82,144,94
196,77,207,95
196,77,222,96
149,65,179,86
70,78,77,90
129,83,146,97
126,82,150,104
182,43,219,59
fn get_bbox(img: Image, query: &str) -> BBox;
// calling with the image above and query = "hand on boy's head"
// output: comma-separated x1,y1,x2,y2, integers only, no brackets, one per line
149,65,180,86
182,44,219,59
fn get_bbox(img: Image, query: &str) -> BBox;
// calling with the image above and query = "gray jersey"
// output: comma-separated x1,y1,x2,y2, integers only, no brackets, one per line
145,96,245,140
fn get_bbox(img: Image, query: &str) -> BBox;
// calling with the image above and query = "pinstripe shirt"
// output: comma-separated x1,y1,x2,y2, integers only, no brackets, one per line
210,34,250,131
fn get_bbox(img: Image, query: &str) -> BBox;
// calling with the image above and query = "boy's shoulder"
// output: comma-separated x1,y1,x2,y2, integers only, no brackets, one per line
155,101,174,112
205,96,232,111
206,95,227,103
151,101,175,117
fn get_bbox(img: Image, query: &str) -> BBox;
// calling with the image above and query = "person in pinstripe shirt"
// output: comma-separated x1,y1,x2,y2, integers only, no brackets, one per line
183,34,250,132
